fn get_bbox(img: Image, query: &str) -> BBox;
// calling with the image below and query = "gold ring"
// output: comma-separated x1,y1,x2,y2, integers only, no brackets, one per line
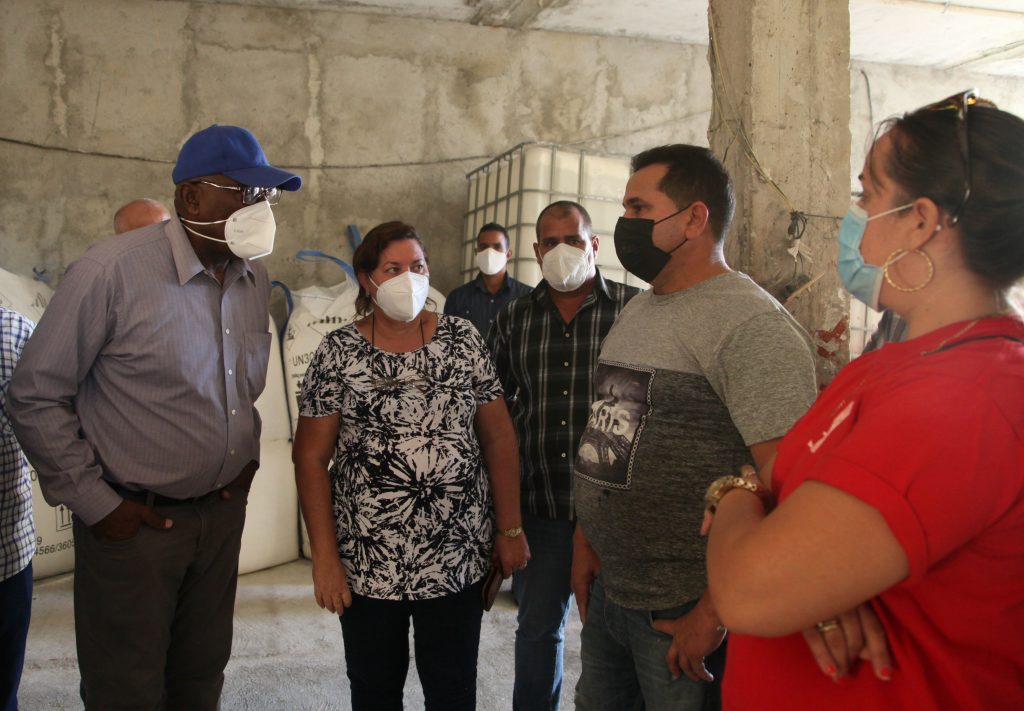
815,619,840,633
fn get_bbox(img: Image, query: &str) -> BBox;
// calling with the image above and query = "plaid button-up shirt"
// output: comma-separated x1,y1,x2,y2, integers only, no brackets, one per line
488,270,639,520
1,307,34,582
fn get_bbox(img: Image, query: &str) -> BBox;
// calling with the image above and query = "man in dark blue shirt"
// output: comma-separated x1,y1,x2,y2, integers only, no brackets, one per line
444,223,532,336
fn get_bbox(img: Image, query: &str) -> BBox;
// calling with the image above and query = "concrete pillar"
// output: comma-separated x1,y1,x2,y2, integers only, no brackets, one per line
708,0,851,385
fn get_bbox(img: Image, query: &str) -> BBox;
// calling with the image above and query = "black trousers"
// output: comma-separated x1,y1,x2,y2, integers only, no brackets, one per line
72,492,247,711
0,562,32,711
340,580,484,711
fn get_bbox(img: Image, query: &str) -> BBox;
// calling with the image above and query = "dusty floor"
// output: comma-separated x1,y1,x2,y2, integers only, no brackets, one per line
21,560,582,710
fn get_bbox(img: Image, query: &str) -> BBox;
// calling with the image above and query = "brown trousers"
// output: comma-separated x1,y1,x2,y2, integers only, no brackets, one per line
72,491,247,711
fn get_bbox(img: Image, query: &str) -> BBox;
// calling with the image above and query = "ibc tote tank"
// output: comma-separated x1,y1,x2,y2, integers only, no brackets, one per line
462,143,648,289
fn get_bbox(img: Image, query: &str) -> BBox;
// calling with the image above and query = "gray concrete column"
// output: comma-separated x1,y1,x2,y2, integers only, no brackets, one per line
708,0,851,384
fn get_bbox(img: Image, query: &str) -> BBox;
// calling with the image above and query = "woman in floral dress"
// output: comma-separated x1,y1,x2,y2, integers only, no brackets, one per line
294,221,529,711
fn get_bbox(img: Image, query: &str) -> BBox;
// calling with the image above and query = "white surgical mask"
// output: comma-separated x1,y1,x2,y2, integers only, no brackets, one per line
476,248,508,276
371,271,430,322
180,200,276,260
541,243,593,292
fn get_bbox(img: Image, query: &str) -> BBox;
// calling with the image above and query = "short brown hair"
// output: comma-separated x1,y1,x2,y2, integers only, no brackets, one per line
352,221,429,316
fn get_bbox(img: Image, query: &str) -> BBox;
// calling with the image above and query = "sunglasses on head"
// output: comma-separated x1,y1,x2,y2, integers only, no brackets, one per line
920,89,997,225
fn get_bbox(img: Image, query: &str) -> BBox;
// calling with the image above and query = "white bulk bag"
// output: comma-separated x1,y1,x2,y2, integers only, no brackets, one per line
282,279,360,434
28,463,76,579
301,514,311,561
254,316,291,442
0,265,51,322
238,316,300,574
0,266,74,579
238,439,299,575
278,250,361,436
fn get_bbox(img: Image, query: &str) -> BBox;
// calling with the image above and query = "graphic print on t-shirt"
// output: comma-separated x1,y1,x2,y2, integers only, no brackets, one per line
575,361,653,490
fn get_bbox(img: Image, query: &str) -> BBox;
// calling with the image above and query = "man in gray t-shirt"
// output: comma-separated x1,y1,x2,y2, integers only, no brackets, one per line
572,145,817,711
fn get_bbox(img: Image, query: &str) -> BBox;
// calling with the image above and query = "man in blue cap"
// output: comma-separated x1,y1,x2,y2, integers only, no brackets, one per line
10,125,301,710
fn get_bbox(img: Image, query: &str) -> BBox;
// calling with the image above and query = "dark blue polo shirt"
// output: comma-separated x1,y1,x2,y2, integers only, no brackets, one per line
443,272,533,338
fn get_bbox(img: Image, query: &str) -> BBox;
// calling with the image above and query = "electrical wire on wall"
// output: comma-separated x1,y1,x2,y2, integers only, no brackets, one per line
0,135,491,170
708,0,845,303
0,107,713,171
563,108,713,148
861,69,875,133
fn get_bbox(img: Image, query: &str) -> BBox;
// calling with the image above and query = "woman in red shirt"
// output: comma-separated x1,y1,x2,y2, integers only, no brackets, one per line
704,92,1024,710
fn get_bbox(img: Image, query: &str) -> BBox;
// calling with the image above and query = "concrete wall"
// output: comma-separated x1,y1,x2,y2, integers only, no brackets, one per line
0,0,710,304
850,62,1024,190
2,0,1023,309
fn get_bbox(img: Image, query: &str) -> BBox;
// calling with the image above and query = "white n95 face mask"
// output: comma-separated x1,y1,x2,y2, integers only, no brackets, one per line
541,243,592,292
371,271,431,322
476,248,508,276
180,200,276,260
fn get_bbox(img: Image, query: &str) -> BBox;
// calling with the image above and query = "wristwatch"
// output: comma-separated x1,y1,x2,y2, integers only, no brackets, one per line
703,474,773,514
498,526,523,538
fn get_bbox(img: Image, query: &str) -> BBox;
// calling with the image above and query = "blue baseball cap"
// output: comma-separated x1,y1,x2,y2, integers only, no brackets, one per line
172,124,302,190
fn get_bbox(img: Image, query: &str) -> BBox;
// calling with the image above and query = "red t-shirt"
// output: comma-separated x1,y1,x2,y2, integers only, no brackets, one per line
724,316,1024,711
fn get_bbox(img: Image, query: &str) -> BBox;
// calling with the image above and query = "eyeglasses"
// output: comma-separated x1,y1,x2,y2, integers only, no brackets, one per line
191,180,281,206
921,88,997,225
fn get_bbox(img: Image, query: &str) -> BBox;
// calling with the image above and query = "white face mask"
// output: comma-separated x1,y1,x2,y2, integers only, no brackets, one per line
541,243,593,292
476,248,508,276
180,200,276,260
370,271,430,322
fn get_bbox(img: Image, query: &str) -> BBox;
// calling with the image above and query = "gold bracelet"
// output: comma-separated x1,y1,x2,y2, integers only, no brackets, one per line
704,474,773,514
498,526,523,538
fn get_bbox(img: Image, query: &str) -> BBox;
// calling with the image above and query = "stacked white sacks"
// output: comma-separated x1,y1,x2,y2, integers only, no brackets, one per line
238,317,300,575
0,266,73,579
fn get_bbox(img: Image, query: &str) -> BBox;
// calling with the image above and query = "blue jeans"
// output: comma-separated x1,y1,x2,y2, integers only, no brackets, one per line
575,577,722,711
339,581,484,711
512,512,575,711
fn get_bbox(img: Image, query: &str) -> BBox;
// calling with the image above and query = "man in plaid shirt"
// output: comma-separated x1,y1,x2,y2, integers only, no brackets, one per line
489,201,639,710
0,307,34,711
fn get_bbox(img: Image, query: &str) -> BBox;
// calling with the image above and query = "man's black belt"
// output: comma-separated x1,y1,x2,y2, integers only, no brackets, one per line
108,482,220,507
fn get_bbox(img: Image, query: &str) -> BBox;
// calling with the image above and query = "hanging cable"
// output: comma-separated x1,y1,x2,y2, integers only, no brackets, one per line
1,107,715,170
708,1,843,231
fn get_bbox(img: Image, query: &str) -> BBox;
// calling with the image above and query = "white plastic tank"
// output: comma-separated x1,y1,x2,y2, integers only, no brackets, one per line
462,143,648,289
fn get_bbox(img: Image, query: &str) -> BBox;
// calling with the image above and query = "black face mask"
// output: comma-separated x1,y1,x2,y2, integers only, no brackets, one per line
613,204,691,283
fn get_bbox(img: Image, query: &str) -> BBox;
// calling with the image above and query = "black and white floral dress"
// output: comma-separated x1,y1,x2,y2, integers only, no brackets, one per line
298,314,503,600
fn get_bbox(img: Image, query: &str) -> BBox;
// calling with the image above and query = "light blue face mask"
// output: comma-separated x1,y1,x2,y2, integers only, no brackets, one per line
837,202,912,310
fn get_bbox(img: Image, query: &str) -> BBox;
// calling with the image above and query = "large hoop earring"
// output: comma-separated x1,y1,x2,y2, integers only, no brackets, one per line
883,249,934,292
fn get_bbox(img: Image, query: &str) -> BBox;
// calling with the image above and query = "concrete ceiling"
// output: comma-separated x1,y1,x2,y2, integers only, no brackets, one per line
207,0,1024,77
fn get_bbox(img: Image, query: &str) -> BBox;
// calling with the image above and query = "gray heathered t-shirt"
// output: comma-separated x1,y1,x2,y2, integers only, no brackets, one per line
573,271,817,610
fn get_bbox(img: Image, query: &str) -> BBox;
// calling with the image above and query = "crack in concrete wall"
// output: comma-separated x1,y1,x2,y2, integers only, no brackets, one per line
181,5,203,145
45,9,68,139
305,36,325,167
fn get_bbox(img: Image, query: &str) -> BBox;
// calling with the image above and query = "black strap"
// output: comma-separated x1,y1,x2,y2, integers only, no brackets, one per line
926,334,1024,356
